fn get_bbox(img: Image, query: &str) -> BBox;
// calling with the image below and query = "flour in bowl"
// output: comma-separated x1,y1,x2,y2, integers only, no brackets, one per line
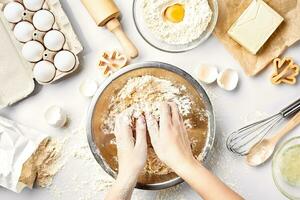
142,0,212,45
102,75,193,135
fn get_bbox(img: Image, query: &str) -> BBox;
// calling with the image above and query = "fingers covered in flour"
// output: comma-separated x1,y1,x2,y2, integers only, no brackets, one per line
135,116,147,151
114,112,134,148
145,113,159,144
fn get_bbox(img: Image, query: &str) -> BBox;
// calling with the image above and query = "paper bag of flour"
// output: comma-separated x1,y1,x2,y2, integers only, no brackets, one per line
0,116,47,193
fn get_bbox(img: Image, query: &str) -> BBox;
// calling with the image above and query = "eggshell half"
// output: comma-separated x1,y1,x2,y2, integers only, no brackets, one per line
54,50,76,72
217,69,239,91
23,0,44,11
3,2,25,23
33,60,56,83
13,21,35,42
197,64,218,84
32,9,55,32
22,41,45,62
44,30,65,51
44,105,67,128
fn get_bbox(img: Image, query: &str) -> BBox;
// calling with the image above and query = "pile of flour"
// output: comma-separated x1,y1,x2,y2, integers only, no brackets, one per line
142,0,212,45
102,75,193,134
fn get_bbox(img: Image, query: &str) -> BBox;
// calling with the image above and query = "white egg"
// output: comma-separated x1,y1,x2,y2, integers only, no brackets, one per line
13,21,35,42
3,2,24,23
44,105,67,128
54,50,76,72
217,69,239,91
33,60,56,83
32,9,54,32
44,30,65,51
79,79,98,97
22,41,45,62
23,0,44,11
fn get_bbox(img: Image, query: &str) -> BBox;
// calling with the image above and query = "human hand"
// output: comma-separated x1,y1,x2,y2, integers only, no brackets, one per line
114,112,147,186
146,102,196,174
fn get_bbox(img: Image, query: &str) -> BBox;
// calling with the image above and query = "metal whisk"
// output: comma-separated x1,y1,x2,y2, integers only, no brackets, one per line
226,98,300,156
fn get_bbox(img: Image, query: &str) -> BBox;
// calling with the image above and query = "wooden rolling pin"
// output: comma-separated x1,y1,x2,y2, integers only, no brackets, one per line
81,0,138,59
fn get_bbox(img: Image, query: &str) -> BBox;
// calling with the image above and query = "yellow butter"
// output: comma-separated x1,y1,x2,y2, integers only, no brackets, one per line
228,0,283,55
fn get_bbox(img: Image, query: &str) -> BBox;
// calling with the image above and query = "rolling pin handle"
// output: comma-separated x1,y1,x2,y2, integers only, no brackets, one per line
106,18,139,59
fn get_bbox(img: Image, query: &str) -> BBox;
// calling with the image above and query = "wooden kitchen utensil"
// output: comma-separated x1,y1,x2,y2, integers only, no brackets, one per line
81,0,138,58
246,111,300,166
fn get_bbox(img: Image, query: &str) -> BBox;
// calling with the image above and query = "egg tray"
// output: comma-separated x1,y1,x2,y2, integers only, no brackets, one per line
0,0,83,85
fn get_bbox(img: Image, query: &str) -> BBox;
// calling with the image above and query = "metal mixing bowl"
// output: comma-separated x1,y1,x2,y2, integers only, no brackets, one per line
86,61,215,190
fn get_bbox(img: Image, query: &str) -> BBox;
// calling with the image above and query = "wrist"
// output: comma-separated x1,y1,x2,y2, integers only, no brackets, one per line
115,172,138,189
173,157,202,177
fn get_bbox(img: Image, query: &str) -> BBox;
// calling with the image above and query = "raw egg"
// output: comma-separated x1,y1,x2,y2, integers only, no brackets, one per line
33,60,56,83
32,9,55,32
44,30,65,51
22,41,45,62
164,4,185,23
23,0,44,11
54,50,76,72
3,2,25,23
13,21,35,42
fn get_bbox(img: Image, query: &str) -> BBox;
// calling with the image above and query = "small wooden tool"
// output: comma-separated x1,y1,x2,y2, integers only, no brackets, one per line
81,0,138,59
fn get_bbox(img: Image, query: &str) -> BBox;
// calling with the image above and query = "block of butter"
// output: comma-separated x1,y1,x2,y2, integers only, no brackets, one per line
228,0,284,55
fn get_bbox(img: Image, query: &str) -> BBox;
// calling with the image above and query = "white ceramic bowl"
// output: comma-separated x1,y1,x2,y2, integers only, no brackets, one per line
132,0,218,53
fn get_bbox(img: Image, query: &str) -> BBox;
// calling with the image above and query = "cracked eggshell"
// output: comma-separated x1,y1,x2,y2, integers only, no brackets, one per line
33,60,56,83
79,79,98,97
196,64,218,84
3,2,25,23
217,69,239,91
44,30,65,51
23,0,45,11
32,9,55,32
54,50,76,72
22,41,45,62
13,21,35,42
44,105,67,128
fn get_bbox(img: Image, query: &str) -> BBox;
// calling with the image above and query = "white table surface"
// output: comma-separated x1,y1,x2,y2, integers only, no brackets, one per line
1,0,299,199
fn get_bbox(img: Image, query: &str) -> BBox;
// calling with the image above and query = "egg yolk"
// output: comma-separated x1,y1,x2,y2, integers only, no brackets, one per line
164,4,185,23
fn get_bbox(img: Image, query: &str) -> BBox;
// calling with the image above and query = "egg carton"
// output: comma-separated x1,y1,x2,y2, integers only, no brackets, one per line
0,0,83,85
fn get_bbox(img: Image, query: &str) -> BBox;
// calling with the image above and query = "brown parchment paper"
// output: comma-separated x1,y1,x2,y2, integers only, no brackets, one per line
214,0,300,76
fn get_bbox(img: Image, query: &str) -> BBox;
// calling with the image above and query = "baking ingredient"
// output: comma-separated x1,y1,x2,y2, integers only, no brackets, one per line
44,30,65,51
23,0,45,11
217,69,239,91
3,2,24,23
228,0,283,55
33,60,56,83
22,40,45,62
164,4,185,23
142,0,212,45
271,57,300,85
44,105,67,128
13,21,35,42
98,50,127,76
0,116,48,193
280,145,300,186
79,79,98,97
54,50,76,72
20,138,62,188
102,75,194,176
196,64,218,84
32,9,55,32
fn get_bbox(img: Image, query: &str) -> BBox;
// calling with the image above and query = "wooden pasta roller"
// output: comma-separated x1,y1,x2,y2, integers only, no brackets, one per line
81,0,138,58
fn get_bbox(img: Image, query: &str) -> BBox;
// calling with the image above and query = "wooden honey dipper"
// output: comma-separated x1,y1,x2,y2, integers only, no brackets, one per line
81,0,138,58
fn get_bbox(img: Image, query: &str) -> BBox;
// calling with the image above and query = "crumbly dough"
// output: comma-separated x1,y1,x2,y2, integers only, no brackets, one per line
103,75,193,175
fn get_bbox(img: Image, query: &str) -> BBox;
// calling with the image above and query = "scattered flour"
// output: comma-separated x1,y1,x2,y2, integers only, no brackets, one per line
142,0,212,44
